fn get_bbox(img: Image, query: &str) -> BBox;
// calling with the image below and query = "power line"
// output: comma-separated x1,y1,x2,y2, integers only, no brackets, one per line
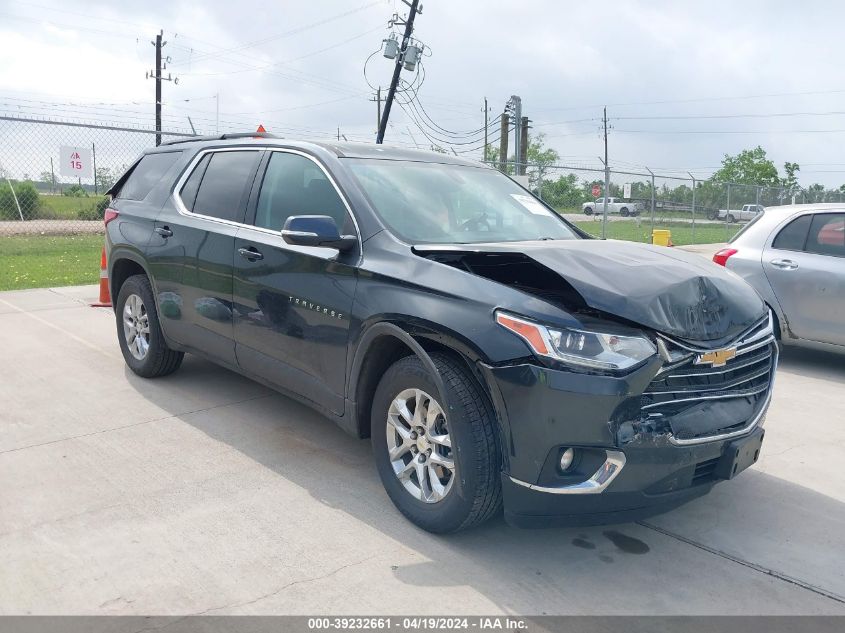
531,87,845,114
0,11,140,40
615,128,845,135
170,2,381,67
179,25,385,77
614,110,845,121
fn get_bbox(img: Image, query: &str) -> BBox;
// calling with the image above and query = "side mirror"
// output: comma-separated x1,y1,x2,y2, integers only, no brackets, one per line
281,215,356,252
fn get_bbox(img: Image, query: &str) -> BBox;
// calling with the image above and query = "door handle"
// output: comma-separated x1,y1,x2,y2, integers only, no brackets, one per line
770,258,799,270
155,226,173,238
238,247,264,261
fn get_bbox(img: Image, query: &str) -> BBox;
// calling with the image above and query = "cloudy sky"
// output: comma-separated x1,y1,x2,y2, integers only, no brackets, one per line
2,0,845,186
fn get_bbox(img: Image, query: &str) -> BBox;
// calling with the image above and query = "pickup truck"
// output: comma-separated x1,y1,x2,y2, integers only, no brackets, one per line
717,204,764,223
582,197,641,217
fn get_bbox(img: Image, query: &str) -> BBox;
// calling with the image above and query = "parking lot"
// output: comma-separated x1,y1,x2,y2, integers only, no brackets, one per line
1,282,843,616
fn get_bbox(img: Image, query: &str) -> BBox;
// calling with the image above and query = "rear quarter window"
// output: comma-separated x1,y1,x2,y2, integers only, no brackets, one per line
771,214,812,251
116,151,182,201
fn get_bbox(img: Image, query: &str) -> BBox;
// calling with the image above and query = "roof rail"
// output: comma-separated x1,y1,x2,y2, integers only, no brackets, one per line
159,131,280,146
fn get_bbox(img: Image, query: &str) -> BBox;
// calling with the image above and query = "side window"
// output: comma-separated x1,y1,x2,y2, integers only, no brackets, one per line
179,154,210,212
254,152,350,232
117,152,181,201
805,213,845,257
191,151,260,222
772,215,811,251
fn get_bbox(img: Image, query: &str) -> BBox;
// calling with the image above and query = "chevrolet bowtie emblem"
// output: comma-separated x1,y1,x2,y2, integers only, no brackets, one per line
695,348,737,367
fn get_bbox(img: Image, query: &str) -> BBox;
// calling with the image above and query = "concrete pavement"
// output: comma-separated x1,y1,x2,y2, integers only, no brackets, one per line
1,285,843,615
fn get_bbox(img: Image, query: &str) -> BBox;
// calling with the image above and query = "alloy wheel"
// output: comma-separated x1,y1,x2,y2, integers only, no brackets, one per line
122,293,150,360
386,388,455,503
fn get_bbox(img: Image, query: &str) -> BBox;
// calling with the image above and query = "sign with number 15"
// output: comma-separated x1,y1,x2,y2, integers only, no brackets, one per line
59,146,93,179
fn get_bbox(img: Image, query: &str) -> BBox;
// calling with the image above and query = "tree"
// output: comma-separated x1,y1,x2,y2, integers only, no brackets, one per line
711,146,780,187
804,183,827,203
543,173,590,210
95,167,116,193
485,134,560,183
782,162,800,202
526,133,560,191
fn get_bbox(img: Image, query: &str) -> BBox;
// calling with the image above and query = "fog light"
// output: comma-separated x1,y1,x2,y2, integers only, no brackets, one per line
559,447,576,472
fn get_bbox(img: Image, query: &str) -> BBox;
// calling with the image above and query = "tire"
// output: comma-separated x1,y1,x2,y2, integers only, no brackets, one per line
727,214,736,224
584,207,593,215
371,353,502,533
620,207,630,217
115,274,184,378
707,211,718,220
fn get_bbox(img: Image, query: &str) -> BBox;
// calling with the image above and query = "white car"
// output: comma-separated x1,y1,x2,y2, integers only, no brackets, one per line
717,204,764,223
582,197,640,217
713,203,844,352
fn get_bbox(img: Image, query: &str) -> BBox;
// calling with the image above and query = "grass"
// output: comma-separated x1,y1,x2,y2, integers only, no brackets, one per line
0,235,104,291
573,220,738,245
555,206,720,222
37,194,107,220
0,219,733,293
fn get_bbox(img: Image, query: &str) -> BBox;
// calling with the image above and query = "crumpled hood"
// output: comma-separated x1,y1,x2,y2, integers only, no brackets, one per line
415,239,766,343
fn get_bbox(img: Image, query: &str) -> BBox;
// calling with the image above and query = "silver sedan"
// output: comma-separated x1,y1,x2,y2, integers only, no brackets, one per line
712,204,844,352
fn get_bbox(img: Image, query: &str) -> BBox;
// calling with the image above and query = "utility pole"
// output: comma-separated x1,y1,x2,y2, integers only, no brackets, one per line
370,88,382,138
498,112,509,173
377,0,421,144
508,95,522,174
646,166,656,235
519,116,529,176
154,32,162,146
147,31,176,146
689,172,698,244
482,97,489,162
601,106,610,238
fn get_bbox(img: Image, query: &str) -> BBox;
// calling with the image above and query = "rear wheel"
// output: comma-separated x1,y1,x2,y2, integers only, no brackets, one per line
620,207,630,217
584,207,593,215
727,214,736,223
371,353,502,533
116,274,184,378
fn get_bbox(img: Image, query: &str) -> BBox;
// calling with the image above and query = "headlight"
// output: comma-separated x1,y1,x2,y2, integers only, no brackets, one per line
496,311,656,371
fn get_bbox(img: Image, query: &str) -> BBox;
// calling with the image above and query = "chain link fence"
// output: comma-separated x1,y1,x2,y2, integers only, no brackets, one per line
1,116,837,246
495,160,812,246
0,116,193,236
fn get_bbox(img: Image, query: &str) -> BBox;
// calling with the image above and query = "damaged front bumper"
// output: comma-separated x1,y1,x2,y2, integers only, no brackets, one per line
478,322,777,527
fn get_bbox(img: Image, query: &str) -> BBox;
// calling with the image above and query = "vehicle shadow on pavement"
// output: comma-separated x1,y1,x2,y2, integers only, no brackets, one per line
778,345,845,384
123,356,845,614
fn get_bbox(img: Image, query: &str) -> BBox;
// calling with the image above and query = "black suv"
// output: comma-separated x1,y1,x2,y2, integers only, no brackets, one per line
106,135,776,533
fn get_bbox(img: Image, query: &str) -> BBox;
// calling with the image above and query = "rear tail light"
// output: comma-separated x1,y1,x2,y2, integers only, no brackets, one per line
713,248,738,267
104,208,119,226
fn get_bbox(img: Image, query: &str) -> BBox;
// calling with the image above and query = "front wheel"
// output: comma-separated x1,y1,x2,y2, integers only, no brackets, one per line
620,207,630,217
371,353,502,533
115,274,184,378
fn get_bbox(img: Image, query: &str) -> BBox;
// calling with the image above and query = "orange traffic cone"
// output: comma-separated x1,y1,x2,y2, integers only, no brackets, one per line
91,246,111,307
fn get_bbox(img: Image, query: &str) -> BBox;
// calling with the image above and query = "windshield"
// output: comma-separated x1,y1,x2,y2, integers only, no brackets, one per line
345,159,579,244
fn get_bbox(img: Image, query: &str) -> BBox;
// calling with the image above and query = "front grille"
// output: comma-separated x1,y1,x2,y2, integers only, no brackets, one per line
642,315,776,442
